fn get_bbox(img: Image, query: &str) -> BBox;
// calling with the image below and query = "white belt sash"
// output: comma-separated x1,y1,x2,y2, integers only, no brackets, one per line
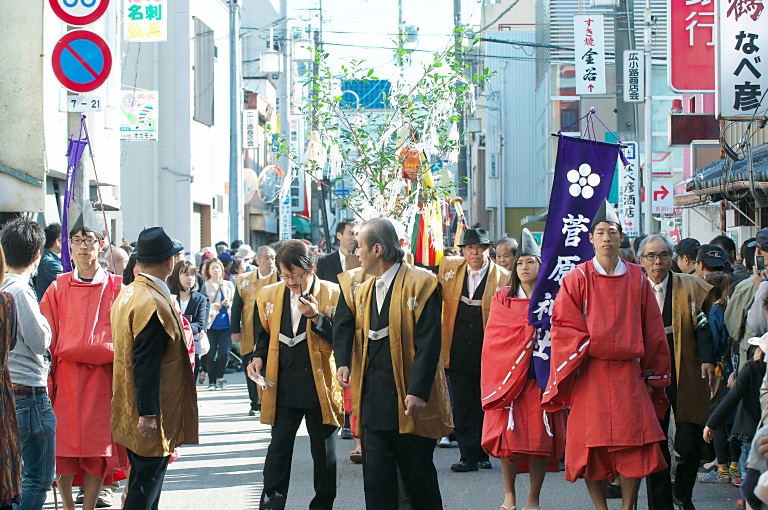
368,327,390,341
460,295,482,307
663,325,673,335
279,332,308,347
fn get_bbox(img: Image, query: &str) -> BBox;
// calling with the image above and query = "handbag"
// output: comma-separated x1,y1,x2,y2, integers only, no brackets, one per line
198,330,211,356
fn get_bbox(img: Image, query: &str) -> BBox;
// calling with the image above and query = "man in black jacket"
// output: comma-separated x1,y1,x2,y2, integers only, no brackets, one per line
316,219,358,285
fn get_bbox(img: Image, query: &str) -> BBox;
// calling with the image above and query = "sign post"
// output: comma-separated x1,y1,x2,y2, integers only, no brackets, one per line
52,30,112,93
668,0,716,91
715,0,767,119
48,0,110,26
574,14,607,95
618,142,641,237
651,179,675,215
623,51,645,103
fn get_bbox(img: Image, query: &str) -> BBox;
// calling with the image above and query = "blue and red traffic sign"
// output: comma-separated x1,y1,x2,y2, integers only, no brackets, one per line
52,30,112,93
48,0,110,27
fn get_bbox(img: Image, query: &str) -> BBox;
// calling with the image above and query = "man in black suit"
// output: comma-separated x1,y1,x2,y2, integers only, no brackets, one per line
316,219,359,285
316,218,359,438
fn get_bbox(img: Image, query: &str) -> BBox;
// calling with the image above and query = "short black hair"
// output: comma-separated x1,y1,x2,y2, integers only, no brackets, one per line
276,240,316,273
215,241,229,248
710,235,737,258
742,238,757,271
44,223,62,249
335,218,358,237
0,217,45,269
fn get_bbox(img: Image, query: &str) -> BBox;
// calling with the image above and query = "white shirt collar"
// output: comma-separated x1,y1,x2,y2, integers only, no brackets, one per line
592,257,627,276
467,260,490,279
339,250,347,273
516,285,528,298
140,273,172,297
258,268,273,279
648,273,670,292
377,262,401,294
73,265,108,284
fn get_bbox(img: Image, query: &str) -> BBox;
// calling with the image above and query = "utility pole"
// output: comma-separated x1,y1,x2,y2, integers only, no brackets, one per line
643,0,654,235
278,0,293,241
454,0,472,232
613,0,640,146
228,0,241,243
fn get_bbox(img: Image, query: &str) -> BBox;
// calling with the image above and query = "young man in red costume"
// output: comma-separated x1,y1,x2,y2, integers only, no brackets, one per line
40,203,126,510
541,200,672,510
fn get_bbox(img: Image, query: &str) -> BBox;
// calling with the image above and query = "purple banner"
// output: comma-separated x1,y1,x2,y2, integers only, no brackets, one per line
61,118,88,273
527,134,620,388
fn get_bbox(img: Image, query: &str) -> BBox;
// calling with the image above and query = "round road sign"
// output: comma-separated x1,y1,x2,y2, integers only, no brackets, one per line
52,30,112,93
49,0,110,27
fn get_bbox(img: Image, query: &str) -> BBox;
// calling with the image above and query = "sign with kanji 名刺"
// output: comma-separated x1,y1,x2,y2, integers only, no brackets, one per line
124,0,167,42
574,14,606,95
668,0,716,92
715,0,767,119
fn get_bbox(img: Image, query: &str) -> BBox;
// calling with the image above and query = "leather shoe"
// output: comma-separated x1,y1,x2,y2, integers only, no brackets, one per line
478,460,492,469
451,460,478,472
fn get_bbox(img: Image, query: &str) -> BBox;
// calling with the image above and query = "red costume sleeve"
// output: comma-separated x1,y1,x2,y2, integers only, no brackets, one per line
481,288,536,411
639,275,672,418
541,267,590,412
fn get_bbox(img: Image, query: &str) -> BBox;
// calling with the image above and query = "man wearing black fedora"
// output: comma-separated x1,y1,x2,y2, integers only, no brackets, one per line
429,228,511,472
111,227,199,510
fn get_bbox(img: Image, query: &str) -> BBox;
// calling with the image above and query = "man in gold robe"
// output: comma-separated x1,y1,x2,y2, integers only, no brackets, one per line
111,227,199,510
334,218,452,510
435,228,511,472
231,244,278,415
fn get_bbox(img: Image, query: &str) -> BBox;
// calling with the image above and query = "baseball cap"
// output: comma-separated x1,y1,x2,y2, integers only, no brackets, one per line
675,238,701,258
695,244,727,269
754,228,768,251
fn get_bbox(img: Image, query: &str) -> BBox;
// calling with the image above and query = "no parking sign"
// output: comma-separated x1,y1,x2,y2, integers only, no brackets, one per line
52,30,112,93
48,0,110,26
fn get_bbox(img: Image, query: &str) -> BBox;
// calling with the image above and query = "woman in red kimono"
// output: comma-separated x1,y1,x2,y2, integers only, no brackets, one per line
481,229,565,510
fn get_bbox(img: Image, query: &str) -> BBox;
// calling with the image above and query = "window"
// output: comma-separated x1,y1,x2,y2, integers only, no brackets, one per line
194,18,214,126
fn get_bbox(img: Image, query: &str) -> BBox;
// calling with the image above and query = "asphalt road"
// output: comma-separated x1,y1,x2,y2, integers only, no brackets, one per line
44,372,743,509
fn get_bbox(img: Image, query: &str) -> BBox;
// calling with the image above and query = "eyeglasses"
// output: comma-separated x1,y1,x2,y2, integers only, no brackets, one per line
70,238,99,246
643,252,671,262
278,270,307,283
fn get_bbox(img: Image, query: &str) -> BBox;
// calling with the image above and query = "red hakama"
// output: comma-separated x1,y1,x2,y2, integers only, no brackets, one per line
481,289,566,472
541,261,671,482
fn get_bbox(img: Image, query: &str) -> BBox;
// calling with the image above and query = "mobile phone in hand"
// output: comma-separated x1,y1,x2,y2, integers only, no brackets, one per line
758,255,765,271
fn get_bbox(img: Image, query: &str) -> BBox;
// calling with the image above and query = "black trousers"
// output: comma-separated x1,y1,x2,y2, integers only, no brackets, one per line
362,430,442,510
123,449,170,510
206,328,231,383
645,410,703,509
241,352,260,410
445,368,487,462
260,406,336,510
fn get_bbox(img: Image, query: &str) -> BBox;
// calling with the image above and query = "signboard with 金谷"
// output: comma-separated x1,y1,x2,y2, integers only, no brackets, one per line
124,0,167,42
120,90,158,140
715,0,767,119
668,0,716,92
574,14,606,95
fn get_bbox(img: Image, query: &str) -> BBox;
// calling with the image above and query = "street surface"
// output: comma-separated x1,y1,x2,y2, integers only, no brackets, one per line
44,371,742,509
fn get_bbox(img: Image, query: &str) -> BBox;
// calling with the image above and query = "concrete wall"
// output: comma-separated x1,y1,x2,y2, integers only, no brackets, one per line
120,0,232,248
